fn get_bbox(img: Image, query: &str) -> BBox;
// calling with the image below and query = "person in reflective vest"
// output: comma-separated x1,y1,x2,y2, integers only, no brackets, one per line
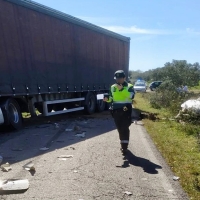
103,70,135,155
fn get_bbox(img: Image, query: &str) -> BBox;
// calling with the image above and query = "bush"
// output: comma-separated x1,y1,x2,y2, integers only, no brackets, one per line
149,80,198,115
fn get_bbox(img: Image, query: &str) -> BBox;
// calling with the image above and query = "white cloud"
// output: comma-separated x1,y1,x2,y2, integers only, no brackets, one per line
100,25,172,35
186,28,200,35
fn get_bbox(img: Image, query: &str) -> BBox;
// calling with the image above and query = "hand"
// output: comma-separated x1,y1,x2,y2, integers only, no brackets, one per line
115,84,123,90
103,97,108,102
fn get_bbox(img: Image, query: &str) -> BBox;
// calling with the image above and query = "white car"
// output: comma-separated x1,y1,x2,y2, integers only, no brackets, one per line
134,82,146,92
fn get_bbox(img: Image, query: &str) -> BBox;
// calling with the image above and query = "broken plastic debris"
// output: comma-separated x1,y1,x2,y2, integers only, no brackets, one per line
75,132,86,138
0,156,3,165
123,191,132,196
0,179,29,191
74,170,78,173
173,176,180,181
1,163,12,172
58,155,73,160
54,123,59,128
23,161,35,171
39,147,49,151
141,178,148,181
65,128,73,132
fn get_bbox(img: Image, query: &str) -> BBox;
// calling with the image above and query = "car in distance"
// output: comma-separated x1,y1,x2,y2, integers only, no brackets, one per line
134,82,146,92
149,81,162,91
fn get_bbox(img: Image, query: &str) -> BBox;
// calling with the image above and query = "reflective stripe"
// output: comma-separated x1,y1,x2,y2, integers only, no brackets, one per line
130,92,135,99
113,101,132,104
121,140,129,144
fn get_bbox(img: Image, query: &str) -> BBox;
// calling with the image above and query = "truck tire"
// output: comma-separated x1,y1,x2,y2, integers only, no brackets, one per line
84,92,96,114
96,100,105,112
6,99,22,130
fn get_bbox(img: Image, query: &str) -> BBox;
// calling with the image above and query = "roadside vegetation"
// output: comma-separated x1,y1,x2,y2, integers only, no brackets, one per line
131,60,200,199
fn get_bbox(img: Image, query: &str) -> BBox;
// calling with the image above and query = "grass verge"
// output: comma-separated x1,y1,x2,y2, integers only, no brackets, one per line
134,92,200,200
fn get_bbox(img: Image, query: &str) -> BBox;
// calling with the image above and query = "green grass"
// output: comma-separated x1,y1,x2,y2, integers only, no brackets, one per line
134,93,200,200
190,81,200,91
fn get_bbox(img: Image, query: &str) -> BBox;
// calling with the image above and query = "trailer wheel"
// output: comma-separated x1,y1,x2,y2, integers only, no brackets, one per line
84,92,96,114
96,100,105,112
6,99,22,130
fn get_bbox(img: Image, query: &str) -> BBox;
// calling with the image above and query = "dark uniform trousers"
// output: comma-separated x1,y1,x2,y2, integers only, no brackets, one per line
112,104,132,150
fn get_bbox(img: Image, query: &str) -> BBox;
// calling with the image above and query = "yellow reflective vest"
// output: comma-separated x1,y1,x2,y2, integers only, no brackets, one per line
107,81,135,109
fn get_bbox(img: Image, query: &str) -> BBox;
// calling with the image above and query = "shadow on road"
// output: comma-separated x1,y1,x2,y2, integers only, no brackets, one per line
0,111,117,166
119,150,162,174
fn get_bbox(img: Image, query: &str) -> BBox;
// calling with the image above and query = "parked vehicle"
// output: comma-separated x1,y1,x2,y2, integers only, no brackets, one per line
134,82,146,92
0,0,130,129
149,81,162,91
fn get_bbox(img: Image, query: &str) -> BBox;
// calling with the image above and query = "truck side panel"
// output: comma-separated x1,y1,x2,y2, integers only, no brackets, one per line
0,0,130,96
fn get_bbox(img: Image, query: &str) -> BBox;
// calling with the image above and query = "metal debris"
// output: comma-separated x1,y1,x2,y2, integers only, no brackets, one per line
123,191,132,196
173,176,180,181
65,128,73,132
0,179,29,191
39,147,49,151
54,123,59,128
23,161,35,171
58,155,73,160
1,163,12,172
141,178,148,181
75,132,86,138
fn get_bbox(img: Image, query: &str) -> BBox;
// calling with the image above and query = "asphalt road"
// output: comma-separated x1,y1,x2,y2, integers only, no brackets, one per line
0,111,188,200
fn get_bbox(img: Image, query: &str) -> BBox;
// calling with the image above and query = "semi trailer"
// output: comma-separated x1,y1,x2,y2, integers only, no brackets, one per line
0,0,130,129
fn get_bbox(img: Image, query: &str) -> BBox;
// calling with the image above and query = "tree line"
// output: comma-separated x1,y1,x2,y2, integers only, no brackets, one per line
129,60,200,87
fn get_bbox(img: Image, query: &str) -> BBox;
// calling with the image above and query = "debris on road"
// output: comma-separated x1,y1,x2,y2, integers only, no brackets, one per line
70,147,76,150
1,163,12,172
141,178,148,181
23,161,35,172
123,191,132,196
58,155,73,160
54,123,59,128
0,179,29,192
75,132,86,138
65,128,73,132
0,156,3,165
39,147,49,151
173,176,180,181
73,170,78,173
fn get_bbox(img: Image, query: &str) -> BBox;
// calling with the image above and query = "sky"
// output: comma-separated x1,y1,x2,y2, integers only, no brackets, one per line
34,0,200,72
